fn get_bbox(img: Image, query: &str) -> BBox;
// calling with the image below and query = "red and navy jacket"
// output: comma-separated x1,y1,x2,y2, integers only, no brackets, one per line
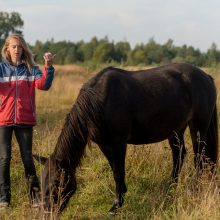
0,59,54,126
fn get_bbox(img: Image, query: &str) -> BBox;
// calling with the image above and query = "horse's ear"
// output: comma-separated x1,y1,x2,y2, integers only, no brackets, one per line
33,154,48,165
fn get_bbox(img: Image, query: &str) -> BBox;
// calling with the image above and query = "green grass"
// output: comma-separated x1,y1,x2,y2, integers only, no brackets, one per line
0,65,220,220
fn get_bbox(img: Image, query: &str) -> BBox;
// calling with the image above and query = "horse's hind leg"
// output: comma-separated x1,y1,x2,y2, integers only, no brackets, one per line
168,130,186,181
189,104,218,178
189,124,211,176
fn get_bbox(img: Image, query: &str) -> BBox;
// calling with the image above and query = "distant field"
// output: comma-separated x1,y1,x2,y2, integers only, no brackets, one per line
1,64,220,220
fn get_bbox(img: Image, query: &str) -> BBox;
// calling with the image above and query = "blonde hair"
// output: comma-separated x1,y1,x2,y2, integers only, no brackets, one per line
1,33,36,70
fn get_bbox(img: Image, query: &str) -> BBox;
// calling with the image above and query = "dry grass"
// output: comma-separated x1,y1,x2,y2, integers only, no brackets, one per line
0,64,220,220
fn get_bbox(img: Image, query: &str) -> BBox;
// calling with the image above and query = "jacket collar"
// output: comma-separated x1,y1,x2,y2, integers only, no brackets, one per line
2,59,26,68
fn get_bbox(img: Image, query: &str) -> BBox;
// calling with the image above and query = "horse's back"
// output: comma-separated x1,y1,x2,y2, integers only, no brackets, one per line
81,63,217,144
85,63,215,111
85,63,215,95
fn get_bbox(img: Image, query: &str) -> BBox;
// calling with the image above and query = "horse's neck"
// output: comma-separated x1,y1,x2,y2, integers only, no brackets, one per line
53,123,87,170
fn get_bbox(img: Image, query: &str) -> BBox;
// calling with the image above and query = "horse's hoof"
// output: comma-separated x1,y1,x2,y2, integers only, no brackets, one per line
109,210,116,216
108,202,119,216
108,205,117,215
108,197,124,215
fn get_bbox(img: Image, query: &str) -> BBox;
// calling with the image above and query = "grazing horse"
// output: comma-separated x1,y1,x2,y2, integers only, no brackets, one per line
34,63,218,214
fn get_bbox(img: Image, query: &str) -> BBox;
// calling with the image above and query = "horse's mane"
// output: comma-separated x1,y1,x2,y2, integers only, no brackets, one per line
53,88,104,169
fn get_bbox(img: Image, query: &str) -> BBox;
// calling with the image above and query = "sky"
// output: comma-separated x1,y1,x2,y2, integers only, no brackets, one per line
1,0,220,52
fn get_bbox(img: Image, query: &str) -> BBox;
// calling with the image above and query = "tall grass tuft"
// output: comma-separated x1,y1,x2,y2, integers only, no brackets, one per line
0,65,220,219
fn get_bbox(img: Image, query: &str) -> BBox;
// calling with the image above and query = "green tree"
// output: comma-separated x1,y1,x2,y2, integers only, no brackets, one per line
0,11,24,57
92,38,115,63
114,41,131,63
160,39,176,63
0,11,24,39
30,40,44,62
129,44,146,65
79,37,98,62
206,43,220,66
143,38,161,64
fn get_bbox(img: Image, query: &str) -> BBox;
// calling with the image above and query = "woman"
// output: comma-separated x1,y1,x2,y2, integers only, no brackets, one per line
0,33,55,209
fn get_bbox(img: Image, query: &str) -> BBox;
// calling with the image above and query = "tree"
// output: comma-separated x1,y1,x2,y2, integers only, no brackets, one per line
79,37,98,62
0,11,24,54
161,39,176,63
114,41,131,63
206,43,220,66
144,38,161,64
128,44,146,65
92,38,115,63
0,11,24,39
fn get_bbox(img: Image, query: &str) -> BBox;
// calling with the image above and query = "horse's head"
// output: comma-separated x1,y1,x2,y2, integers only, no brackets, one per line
33,155,77,212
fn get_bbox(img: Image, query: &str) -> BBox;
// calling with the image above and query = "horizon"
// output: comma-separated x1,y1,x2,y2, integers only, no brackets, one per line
1,0,220,52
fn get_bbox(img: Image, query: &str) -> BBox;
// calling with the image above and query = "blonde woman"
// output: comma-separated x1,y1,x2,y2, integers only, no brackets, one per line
0,34,55,209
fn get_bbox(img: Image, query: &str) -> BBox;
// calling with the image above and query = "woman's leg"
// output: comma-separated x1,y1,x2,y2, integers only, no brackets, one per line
14,126,40,205
0,126,13,204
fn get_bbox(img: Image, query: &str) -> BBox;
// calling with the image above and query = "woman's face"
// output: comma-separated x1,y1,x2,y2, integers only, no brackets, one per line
7,38,23,65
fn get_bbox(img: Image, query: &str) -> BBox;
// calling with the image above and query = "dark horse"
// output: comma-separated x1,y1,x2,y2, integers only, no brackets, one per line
34,63,218,214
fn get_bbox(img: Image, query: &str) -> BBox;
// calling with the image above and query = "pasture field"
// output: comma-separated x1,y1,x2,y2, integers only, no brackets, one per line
0,64,220,220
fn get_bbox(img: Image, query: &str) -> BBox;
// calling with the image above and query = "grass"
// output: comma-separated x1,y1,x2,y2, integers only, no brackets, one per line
0,64,220,219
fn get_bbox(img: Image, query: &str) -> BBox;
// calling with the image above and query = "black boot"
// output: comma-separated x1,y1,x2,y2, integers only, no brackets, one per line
26,175,40,208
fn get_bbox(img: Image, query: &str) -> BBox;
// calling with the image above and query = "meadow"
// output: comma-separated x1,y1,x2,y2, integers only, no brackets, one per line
0,64,220,220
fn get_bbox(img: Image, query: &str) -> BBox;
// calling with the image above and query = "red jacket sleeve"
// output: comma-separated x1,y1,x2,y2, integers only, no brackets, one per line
34,66,55,90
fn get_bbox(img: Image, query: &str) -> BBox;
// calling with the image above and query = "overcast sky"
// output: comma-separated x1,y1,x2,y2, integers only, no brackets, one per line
1,0,220,51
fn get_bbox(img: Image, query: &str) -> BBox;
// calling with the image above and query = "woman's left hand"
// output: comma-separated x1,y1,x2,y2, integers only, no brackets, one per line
43,52,56,67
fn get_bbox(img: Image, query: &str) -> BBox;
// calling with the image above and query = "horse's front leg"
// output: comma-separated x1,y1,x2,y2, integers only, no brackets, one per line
108,143,127,215
109,176,127,215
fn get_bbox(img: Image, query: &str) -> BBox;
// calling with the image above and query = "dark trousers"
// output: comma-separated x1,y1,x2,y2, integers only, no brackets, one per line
0,126,39,203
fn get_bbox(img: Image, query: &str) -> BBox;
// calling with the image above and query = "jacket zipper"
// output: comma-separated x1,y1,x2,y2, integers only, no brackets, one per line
28,70,35,117
30,97,35,117
14,66,18,124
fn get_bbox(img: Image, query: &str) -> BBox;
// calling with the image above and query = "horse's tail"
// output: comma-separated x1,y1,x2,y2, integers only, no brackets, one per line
206,103,219,166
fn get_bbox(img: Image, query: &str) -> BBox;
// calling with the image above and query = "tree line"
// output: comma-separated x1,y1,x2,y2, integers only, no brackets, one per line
1,11,220,67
